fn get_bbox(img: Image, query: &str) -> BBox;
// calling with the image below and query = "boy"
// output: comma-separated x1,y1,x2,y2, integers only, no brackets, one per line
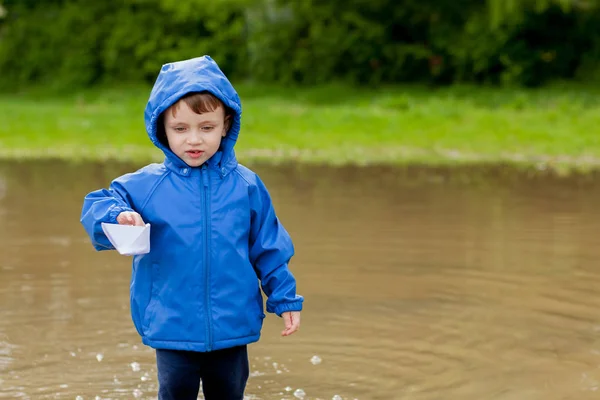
80,55,303,400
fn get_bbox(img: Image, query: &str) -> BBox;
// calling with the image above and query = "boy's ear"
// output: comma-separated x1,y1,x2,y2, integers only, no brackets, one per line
223,114,232,137
157,114,170,148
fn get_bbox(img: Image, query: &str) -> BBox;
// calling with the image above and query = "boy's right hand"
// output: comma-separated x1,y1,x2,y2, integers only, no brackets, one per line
116,211,145,226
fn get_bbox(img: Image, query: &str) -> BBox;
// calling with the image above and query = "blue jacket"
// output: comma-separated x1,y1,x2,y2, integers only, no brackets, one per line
80,56,303,352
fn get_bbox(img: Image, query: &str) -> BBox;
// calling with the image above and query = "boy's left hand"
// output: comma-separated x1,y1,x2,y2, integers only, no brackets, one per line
281,311,301,336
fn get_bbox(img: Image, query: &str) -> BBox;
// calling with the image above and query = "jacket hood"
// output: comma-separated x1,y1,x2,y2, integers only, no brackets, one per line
144,55,242,173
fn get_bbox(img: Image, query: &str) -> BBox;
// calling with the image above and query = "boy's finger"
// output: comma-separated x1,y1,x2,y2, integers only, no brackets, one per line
133,214,145,226
117,213,130,225
282,326,297,336
292,318,300,332
285,313,293,329
286,314,300,336
281,313,292,336
289,320,299,335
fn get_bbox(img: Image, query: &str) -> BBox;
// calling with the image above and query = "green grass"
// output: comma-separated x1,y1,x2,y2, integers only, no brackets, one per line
2,82,600,173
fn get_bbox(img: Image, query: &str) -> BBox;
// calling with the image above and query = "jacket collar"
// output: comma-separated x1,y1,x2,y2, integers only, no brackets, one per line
164,150,238,178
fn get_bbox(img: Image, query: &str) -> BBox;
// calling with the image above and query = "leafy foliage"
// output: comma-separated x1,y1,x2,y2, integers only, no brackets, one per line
0,0,599,89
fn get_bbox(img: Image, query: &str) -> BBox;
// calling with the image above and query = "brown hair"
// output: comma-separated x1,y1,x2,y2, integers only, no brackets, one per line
156,92,234,148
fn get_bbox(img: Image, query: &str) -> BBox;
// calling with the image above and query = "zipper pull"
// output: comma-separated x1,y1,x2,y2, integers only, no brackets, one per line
201,164,209,187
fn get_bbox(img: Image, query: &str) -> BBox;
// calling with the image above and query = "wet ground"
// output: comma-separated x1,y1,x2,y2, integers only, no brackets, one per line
1,161,600,400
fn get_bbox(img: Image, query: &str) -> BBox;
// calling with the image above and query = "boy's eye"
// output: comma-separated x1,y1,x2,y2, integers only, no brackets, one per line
202,126,215,131
173,127,186,132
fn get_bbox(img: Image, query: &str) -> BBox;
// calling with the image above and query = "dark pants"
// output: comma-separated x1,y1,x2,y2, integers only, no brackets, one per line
156,345,249,400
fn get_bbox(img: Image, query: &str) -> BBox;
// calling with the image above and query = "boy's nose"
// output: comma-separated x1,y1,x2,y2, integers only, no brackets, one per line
187,131,203,144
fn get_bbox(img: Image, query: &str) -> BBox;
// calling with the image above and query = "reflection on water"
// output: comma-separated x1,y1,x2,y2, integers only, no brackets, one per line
1,160,600,399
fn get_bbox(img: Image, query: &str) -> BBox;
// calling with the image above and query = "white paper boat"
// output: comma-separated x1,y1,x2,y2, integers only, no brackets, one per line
101,222,151,256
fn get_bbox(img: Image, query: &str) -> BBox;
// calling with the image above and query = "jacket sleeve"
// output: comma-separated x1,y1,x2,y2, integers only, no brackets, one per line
249,177,303,316
80,179,135,251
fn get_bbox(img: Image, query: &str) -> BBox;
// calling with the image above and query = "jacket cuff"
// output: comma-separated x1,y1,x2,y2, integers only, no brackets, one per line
273,299,304,317
107,204,134,224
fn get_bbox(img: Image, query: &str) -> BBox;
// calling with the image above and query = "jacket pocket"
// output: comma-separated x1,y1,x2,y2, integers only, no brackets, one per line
142,263,160,333
130,293,144,337
252,290,266,336
256,289,266,320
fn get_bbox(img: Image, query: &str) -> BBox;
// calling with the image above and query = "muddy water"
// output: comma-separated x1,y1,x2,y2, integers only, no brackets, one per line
1,161,600,400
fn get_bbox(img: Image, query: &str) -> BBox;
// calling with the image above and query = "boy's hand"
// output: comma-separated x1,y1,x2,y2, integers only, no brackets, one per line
281,311,301,336
116,211,145,226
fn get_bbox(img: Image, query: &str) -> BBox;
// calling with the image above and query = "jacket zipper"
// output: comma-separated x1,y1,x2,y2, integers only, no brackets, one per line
202,164,213,351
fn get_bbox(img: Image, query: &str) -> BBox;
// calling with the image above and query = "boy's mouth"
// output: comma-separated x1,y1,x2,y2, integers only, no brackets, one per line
186,150,204,159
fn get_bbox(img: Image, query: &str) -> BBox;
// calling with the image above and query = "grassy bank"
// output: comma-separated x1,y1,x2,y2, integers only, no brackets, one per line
2,83,600,172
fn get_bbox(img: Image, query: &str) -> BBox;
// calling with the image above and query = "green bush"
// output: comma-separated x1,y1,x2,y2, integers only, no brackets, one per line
247,0,475,84
246,0,600,86
0,2,109,89
0,0,599,89
0,0,251,90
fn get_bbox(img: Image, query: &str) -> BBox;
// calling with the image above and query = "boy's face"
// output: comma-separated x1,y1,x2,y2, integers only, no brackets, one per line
163,100,228,167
